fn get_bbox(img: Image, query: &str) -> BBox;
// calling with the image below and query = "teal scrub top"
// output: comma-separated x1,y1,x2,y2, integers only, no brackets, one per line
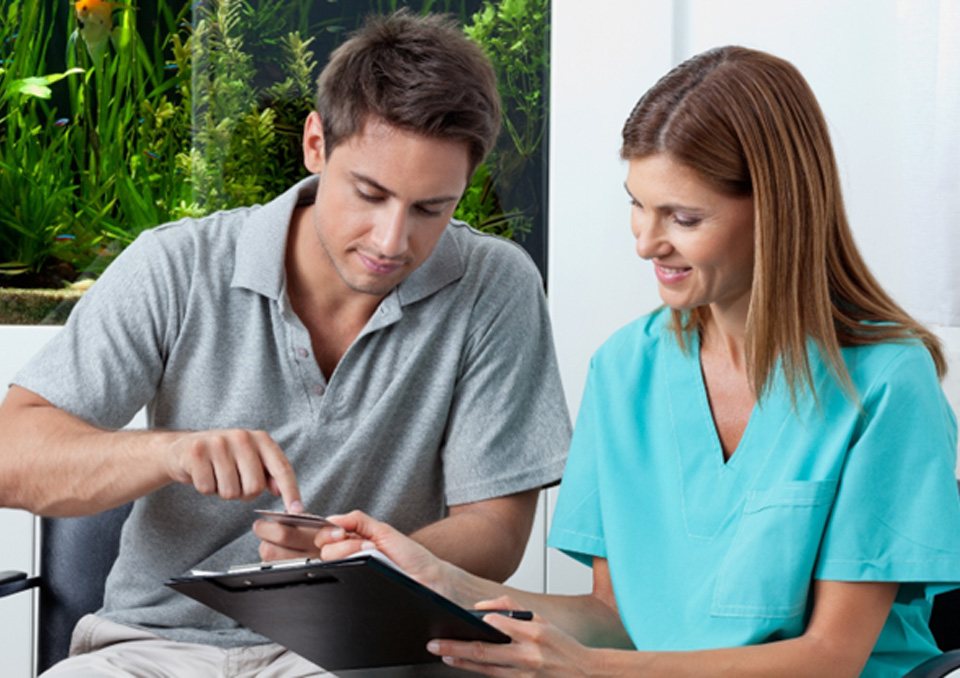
548,308,960,677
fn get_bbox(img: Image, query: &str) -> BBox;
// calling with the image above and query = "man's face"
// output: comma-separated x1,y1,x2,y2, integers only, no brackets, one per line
302,113,470,299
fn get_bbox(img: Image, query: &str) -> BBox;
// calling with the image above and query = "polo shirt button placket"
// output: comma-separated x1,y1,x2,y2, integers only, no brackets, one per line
313,383,326,397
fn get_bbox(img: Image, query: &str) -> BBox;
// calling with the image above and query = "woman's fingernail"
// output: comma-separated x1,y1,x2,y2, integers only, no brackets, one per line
289,500,304,513
426,641,440,654
331,528,345,539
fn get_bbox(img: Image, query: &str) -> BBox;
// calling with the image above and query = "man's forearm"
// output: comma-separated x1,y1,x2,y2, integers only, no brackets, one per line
410,511,524,582
409,491,538,582
0,390,173,516
0,386,304,518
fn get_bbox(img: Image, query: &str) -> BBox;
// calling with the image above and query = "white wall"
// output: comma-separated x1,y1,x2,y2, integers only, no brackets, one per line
544,0,674,595
0,326,60,678
546,0,960,594
0,511,34,677
0,327,148,678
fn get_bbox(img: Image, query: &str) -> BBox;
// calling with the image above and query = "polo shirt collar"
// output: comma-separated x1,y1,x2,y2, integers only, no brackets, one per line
231,175,465,306
231,175,315,300
396,226,463,306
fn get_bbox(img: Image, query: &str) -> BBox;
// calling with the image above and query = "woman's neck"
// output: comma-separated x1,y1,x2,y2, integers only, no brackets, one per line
701,304,748,370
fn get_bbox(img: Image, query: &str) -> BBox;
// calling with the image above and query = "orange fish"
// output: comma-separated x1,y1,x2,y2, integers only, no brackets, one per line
74,0,117,60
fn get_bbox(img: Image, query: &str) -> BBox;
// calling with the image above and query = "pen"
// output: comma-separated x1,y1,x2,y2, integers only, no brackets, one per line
469,609,534,621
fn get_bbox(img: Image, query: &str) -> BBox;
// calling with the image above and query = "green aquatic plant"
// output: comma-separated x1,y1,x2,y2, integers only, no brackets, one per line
0,2,87,285
465,0,548,171
456,0,549,240
65,0,193,256
454,161,527,239
181,0,319,211
0,0,549,292
1,0,194,281
260,30,318,197
185,0,263,210
0,60,83,280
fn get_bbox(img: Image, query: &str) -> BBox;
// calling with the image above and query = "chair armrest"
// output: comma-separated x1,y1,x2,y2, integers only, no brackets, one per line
0,570,39,598
904,650,960,678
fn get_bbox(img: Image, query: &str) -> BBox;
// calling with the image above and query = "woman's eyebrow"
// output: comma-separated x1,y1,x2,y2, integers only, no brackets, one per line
623,182,702,213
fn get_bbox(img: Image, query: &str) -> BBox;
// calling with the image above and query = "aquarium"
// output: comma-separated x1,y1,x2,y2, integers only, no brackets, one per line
0,0,549,320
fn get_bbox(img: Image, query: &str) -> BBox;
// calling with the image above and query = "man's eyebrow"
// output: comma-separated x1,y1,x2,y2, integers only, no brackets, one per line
352,171,460,206
352,172,393,195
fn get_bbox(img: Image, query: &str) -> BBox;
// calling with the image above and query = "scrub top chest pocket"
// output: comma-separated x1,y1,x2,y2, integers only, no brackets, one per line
711,480,838,619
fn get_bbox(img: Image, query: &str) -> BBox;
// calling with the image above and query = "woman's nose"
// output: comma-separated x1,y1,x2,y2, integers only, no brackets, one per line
632,214,670,260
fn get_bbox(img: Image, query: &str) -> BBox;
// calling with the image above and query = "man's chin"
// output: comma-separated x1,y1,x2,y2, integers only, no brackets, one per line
345,277,401,298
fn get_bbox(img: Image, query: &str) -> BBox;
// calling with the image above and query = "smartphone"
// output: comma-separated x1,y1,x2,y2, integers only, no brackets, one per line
254,509,335,529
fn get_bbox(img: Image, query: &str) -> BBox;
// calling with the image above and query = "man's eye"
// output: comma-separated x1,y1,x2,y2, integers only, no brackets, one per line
415,205,442,217
357,191,384,203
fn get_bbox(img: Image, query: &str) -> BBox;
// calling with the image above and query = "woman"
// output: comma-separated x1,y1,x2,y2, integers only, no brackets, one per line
311,46,960,676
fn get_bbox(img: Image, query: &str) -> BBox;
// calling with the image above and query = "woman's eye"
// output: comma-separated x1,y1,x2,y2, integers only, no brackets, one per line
674,215,701,227
629,198,642,209
415,205,442,217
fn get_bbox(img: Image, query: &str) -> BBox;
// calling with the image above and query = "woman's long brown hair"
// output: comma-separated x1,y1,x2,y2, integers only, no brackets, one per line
621,46,946,403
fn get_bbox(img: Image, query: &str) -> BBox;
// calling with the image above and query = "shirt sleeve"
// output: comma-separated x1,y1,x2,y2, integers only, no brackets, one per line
13,230,181,429
815,343,960,590
547,357,607,567
440,242,571,505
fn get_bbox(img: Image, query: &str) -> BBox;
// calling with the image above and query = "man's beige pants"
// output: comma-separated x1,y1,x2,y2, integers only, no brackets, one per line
42,614,331,677
41,613,473,677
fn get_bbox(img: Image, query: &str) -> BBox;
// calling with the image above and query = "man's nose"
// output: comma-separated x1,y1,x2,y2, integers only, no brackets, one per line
370,206,410,257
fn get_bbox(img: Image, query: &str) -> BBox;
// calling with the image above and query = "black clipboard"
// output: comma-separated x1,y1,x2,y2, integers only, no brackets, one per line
165,554,510,671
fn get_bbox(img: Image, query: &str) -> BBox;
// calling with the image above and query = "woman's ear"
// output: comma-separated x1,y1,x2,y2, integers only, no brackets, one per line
302,111,326,174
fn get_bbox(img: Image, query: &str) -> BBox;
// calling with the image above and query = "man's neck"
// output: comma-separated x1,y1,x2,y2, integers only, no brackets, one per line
285,205,383,323
284,206,385,378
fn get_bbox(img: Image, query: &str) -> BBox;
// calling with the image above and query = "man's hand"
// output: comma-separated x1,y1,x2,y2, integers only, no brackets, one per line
165,429,302,509
254,520,330,561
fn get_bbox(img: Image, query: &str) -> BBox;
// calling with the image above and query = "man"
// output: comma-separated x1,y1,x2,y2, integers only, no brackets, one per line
0,11,570,675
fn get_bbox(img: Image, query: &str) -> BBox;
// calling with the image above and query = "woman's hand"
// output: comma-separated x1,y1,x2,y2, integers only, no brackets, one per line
427,595,595,677
319,510,457,599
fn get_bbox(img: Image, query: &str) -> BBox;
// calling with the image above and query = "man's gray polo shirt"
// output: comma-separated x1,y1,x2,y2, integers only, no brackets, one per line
15,176,571,646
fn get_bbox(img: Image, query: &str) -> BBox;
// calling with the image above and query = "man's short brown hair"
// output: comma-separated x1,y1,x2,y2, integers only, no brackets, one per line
315,9,501,170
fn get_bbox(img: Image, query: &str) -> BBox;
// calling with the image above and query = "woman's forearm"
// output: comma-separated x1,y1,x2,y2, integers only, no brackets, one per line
590,633,865,678
448,566,634,649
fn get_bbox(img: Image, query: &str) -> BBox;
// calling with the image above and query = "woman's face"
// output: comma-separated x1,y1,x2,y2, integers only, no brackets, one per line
625,153,755,320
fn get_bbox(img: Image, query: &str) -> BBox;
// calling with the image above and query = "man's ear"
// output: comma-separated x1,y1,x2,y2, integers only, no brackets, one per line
303,111,326,174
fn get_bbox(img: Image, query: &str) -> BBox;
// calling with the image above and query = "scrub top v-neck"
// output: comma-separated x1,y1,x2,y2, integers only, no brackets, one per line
548,307,960,677
664,325,793,541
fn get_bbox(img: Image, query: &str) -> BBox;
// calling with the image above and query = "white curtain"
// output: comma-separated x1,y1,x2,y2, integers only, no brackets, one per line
894,0,960,326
